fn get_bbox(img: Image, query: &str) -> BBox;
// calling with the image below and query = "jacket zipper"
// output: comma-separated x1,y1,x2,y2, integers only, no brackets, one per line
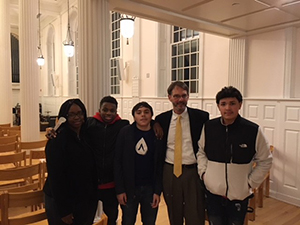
225,126,229,197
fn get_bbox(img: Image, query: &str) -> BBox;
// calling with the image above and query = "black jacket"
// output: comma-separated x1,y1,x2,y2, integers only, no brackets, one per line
114,123,164,197
86,117,129,185
43,125,98,217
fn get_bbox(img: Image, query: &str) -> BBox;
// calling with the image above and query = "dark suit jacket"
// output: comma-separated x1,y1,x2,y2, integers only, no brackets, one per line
155,107,209,160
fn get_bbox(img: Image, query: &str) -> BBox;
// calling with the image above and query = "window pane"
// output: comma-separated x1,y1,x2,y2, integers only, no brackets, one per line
184,42,190,54
178,69,183,80
178,43,183,55
190,81,197,93
184,55,189,67
191,67,197,79
172,57,177,68
172,45,177,56
178,56,183,67
180,30,186,40
184,68,189,80
187,29,192,39
174,32,179,43
172,70,177,81
191,53,197,66
191,40,198,52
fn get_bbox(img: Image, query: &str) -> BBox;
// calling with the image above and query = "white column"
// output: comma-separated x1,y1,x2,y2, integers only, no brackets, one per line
283,27,296,98
19,0,40,141
228,38,246,94
0,0,13,125
78,0,110,115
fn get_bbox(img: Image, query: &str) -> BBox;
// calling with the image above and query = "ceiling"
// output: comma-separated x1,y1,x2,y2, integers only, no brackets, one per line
108,0,300,38
9,0,300,38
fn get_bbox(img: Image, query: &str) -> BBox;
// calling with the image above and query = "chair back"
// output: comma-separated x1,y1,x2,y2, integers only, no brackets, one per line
0,152,26,168
0,123,11,127
7,130,21,141
0,163,44,192
20,139,47,156
0,142,19,154
1,126,21,135
0,135,19,145
0,190,47,225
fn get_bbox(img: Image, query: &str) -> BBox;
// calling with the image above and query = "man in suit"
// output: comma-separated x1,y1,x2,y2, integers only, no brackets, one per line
155,81,209,225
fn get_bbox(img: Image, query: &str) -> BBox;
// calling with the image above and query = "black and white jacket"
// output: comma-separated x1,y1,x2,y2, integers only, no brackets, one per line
197,115,273,201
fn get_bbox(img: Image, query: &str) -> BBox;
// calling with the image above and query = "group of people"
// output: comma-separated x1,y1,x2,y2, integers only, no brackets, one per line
44,81,273,225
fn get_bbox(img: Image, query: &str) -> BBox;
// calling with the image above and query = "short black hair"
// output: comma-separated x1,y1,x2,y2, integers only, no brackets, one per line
216,86,243,104
100,96,118,108
131,102,153,116
167,81,189,95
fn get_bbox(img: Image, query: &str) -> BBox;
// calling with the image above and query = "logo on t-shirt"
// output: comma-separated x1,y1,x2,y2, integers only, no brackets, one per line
136,138,148,155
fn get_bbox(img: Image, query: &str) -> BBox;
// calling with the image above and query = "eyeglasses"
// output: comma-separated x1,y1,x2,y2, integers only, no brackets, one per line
67,111,84,118
172,94,188,100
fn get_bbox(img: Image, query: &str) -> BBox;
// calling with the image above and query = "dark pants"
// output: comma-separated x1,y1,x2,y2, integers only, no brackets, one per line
98,188,119,225
206,191,249,225
120,185,158,225
163,163,205,225
45,193,98,225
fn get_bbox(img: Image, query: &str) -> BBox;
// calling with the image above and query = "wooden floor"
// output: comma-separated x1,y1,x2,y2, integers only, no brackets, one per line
116,197,300,225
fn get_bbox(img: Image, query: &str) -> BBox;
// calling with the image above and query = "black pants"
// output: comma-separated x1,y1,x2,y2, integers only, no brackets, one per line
98,188,119,225
205,191,248,225
45,193,98,225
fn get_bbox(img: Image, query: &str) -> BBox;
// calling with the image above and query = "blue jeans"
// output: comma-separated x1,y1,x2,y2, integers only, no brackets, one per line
121,186,158,225
205,191,249,225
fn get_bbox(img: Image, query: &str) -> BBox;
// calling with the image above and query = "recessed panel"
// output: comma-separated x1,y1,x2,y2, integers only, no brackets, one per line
248,105,258,118
286,107,300,122
205,103,213,114
283,130,299,188
264,105,276,120
263,127,275,144
155,102,162,111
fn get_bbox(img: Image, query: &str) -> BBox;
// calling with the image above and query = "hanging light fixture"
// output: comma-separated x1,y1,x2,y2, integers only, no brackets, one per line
36,0,45,67
120,14,135,45
63,0,74,57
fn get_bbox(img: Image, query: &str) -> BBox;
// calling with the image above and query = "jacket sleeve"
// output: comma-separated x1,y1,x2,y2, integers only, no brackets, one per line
197,126,208,180
248,127,273,188
114,127,126,195
154,139,164,195
45,135,73,218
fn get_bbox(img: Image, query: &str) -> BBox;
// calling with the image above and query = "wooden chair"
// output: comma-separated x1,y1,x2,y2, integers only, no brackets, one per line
6,130,21,141
0,135,19,145
0,162,44,193
0,151,26,169
0,123,11,127
1,126,21,135
0,189,47,225
0,142,19,154
20,139,47,155
29,150,47,188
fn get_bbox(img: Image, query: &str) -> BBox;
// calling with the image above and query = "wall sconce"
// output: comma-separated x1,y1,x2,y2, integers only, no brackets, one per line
36,0,45,67
120,14,135,45
63,0,74,57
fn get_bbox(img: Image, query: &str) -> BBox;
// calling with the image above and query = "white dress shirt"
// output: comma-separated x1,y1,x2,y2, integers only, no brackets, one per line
165,108,197,165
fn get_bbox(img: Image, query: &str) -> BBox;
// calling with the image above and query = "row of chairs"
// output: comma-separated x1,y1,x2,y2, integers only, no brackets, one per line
0,131,48,224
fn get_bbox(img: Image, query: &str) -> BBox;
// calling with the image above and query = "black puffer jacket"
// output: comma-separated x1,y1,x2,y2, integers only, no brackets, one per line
86,114,129,185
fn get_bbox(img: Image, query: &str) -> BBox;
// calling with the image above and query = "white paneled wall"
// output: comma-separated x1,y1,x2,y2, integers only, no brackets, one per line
118,97,300,206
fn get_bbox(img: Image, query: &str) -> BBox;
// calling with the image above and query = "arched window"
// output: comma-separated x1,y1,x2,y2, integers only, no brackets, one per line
47,25,55,96
11,34,19,83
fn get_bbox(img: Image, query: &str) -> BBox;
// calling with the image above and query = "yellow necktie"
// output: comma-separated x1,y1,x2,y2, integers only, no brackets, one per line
174,115,182,177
